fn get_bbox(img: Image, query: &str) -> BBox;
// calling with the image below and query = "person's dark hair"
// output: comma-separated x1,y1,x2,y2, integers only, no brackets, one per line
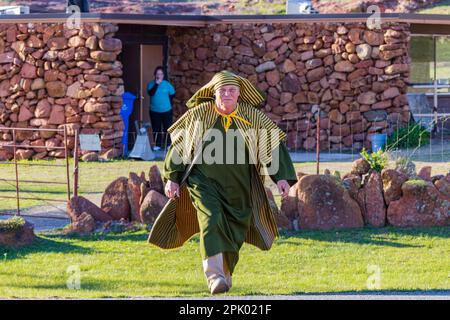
154,66,165,77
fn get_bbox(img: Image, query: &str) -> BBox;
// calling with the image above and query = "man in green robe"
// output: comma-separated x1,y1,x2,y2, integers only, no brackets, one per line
148,70,297,294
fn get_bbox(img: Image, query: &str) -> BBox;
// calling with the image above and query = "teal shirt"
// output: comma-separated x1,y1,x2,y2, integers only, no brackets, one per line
147,80,175,113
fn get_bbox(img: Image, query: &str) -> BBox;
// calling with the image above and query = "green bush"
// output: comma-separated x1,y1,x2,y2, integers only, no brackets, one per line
360,148,388,173
387,123,430,149
0,216,25,232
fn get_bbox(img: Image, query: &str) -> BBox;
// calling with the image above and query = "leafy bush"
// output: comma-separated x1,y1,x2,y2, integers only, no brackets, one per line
0,216,25,232
387,123,430,149
360,148,388,172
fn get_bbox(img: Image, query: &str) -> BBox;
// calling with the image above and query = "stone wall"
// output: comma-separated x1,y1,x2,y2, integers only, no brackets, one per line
168,22,411,151
0,22,123,161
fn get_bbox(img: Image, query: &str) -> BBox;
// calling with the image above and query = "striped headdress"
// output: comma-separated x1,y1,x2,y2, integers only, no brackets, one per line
186,70,266,108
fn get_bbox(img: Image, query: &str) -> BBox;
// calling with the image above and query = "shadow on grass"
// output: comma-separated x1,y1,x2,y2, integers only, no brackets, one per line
0,236,93,260
3,279,209,296
276,225,450,248
43,231,149,243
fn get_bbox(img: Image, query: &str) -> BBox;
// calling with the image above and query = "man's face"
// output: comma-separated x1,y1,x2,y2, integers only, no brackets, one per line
215,85,240,109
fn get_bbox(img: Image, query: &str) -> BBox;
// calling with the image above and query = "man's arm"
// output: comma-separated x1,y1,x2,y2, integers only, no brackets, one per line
268,142,297,187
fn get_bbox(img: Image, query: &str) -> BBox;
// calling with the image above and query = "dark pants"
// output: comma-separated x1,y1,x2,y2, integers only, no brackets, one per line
150,109,173,148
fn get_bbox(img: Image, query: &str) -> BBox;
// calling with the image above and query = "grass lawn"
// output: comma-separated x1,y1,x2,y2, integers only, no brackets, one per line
419,0,450,14
0,226,448,298
1,159,448,212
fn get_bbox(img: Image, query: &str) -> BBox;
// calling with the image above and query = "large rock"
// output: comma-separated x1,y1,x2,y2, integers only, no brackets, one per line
296,175,364,230
363,171,386,227
101,177,131,221
67,196,112,222
351,158,370,175
148,165,164,195
0,217,35,247
387,180,450,227
139,190,168,224
381,169,408,205
46,81,67,97
65,212,96,235
127,172,145,222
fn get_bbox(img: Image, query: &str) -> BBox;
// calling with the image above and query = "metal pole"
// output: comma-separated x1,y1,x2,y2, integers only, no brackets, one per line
73,129,79,198
64,125,71,201
12,129,20,215
316,114,320,175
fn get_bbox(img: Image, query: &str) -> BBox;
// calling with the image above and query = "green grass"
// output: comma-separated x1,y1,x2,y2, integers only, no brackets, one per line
419,0,450,14
1,159,448,212
0,226,448,298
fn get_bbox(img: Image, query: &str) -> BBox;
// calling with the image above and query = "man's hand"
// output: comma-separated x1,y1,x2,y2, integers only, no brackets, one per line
277,180,290,199
165,180,180,199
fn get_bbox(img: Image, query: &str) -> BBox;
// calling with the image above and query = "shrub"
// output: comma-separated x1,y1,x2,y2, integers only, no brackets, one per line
0,216,26,232
360,148,388,173
387,123,430,149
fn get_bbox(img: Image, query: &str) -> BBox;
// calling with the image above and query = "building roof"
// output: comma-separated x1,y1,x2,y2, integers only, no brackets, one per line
0,12,449,27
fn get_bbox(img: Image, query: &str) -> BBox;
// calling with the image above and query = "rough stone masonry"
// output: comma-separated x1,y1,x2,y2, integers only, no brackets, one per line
0,22,123,161
168,21,411,151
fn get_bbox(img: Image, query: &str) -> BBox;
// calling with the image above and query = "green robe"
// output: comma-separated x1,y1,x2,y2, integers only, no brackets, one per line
163,117,296,274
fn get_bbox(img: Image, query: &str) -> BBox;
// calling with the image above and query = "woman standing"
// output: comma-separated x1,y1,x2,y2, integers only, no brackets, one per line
147,66,176,150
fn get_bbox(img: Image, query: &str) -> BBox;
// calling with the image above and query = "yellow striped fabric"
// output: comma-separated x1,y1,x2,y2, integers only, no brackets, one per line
185,70,266,109
147,101,286,251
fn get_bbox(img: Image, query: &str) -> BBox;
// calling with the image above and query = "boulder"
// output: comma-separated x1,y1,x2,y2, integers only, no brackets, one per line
387,180,450,227
81,152,99,162
381,169,408,205
296,175,364,230
139,190,168,224
148,165,164,195
127,172,144,222
0,217,35,247
101,177,131,221
65,212,96,235
351,158,370,175
363,171,386,227
67,196,112,222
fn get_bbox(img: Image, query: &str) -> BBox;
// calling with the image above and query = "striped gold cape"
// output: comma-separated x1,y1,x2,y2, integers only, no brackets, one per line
147,101,286,251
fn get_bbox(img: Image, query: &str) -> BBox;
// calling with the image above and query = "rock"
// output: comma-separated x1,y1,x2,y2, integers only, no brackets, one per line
417,166,432,181
139,190,168,224
18,106,33,122
335,60,355,72
306,66,325,82
35,99,51,118
351,158,370,175
98,38,122,51
16,149,34,160
342,173,362,199
20,63,37,79
90,50,117,62
46,81,67,97
66,81,82,98
356,44,372,60
31,78,45,90
67,196,112,222
101,177,131,221
47,37,68,50
384,64,409,75
281,73,300,93
382,87,400,99
47,105,65,125
387,180,450,227
127,172,144,222
66,212,96,235
100,148,122,160
435,178,450,197
357,91,377,105
216,46,233,60
364,110,387,122
364,31,384,46
266,70,280,86
0,217,35,247
296,175,364,230
381,169,408,205
255,61,276,73
81,152,99,162
363,171,386,227
148,165,164,194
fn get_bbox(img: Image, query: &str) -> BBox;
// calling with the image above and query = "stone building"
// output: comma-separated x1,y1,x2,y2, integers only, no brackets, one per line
0,12,449,160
